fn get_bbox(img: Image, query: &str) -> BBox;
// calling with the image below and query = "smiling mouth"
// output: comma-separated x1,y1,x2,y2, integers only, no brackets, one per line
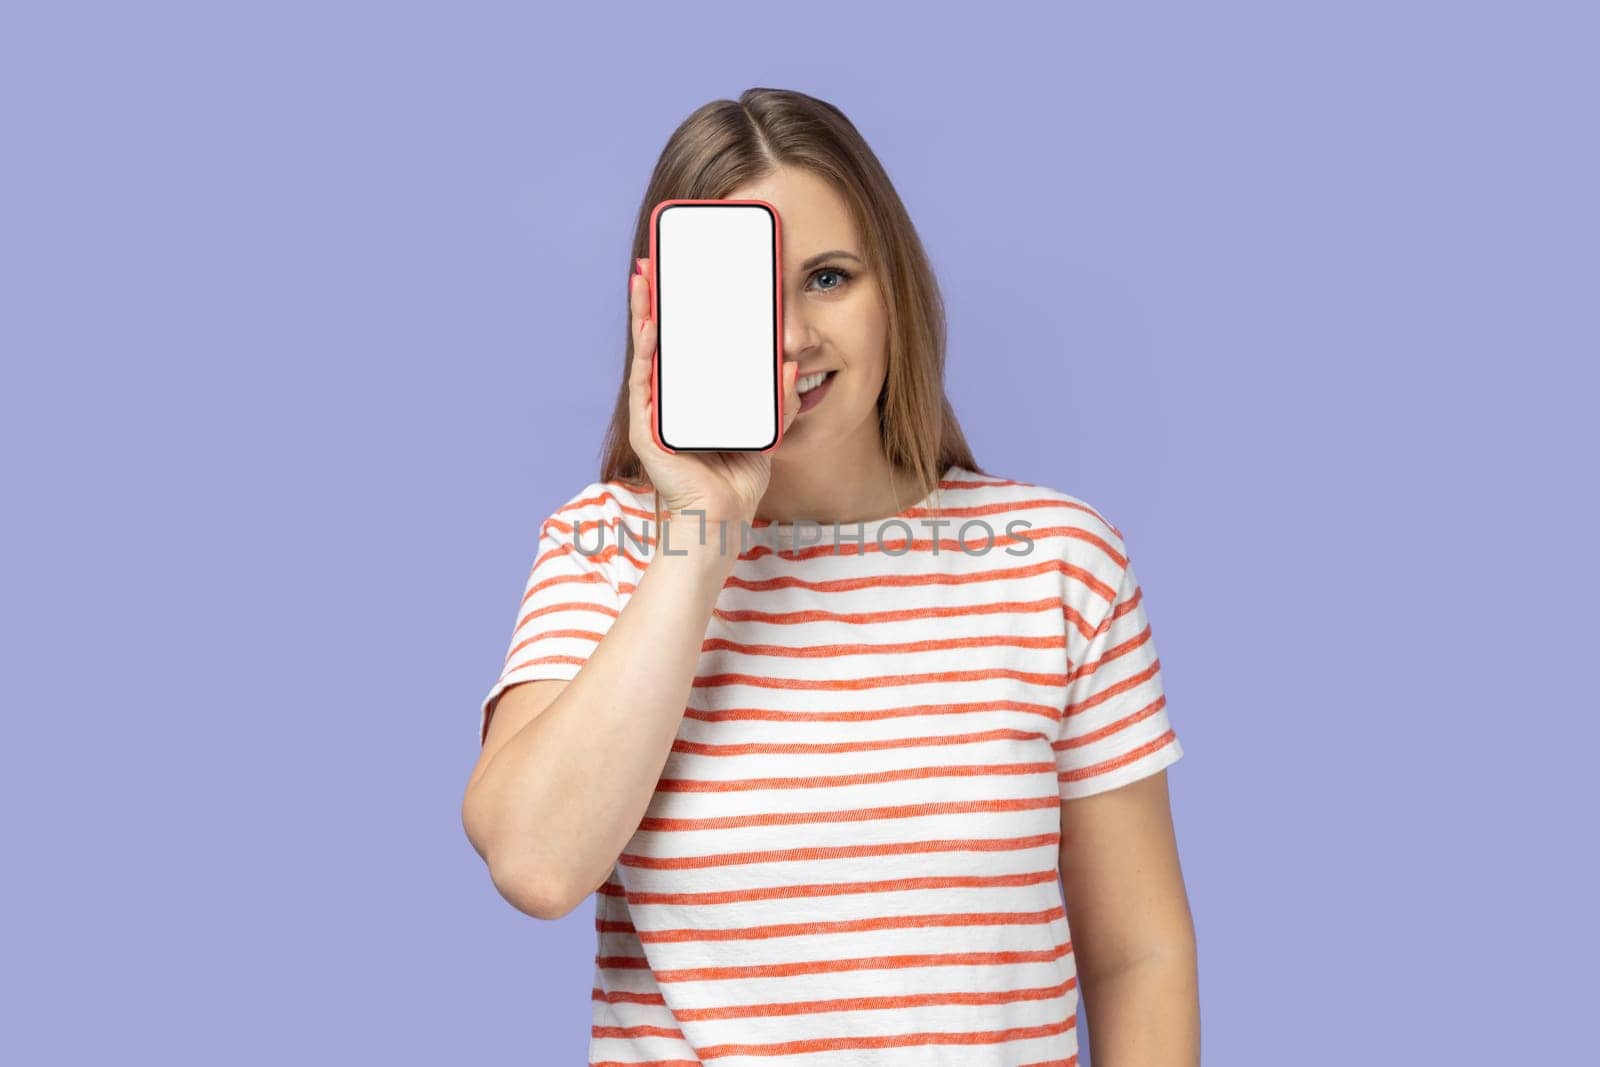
797,369,835,394
797,369,837,412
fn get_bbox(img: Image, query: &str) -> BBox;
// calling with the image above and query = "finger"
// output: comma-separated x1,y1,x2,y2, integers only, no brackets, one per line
630,266,654,364
636,319,657,408
629,266,644,337
630,352,654,448
628,277,644,370
628,271,656,442
632,259,652,330
780,360,800,433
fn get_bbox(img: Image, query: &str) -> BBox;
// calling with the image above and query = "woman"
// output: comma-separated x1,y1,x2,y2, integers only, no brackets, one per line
463,88,1199,1066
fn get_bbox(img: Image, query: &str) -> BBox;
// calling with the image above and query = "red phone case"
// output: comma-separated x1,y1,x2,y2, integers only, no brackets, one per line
647,198,784,455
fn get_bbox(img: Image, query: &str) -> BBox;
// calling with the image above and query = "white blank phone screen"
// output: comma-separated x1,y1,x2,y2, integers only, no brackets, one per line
658,205,778,450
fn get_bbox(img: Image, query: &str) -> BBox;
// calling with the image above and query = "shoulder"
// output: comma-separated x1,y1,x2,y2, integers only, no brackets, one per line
938,467,1133,623
532,480,653,557
533,480,657,580
542,479,653,525
552,479,662,563
939,466,1127,563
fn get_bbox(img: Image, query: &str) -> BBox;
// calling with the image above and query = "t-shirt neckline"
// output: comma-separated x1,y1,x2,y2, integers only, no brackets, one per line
747,464,960,535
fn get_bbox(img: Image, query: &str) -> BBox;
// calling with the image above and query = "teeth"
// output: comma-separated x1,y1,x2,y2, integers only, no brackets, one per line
797,371,830,394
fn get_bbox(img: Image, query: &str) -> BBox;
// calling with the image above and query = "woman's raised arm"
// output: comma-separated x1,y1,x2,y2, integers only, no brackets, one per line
461,257,801,919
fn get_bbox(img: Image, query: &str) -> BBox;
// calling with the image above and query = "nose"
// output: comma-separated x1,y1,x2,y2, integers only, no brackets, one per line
782,301,816,362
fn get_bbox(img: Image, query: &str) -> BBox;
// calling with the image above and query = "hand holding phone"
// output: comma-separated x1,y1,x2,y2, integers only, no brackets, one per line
626,203,802,523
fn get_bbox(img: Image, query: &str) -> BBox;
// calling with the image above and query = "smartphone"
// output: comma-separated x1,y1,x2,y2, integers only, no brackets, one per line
648,198,784,453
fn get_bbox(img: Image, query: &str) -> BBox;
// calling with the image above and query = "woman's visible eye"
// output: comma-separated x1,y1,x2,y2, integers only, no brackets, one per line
806,266,854,293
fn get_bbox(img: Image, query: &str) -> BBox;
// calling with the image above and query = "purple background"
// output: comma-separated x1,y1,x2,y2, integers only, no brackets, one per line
5,3,1595,1063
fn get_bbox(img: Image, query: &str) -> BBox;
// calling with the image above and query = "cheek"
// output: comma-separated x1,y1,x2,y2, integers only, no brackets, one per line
837,296,890,379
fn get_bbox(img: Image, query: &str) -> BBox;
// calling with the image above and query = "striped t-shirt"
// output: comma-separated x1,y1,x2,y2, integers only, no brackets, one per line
479,465,1183,1066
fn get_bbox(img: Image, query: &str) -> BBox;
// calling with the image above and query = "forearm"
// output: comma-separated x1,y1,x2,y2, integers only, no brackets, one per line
1079,945,1201,1067
471,525,735,913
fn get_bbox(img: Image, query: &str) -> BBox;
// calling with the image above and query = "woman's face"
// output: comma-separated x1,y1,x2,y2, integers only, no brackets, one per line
726,167,889,464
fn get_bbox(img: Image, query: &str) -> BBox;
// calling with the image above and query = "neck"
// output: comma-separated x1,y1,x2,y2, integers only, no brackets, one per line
760,445,925,525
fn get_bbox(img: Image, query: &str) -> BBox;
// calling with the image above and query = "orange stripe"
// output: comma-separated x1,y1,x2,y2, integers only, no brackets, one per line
671,726,1049,758
588,474,1103,520
720,556,1116,601
682,697,1062,724
933,475,1023,489
544,543,1118,605
591,1024,683,1041
566,476,1016,529
517,564,611,608
590,986,668,1006
1066,582,1142,648
714,594,1063,625
500,678,1063,716
611,868,1061,907
497,653,584,674
693,665,1068,691
1110,581,1143,616
508,607,1075,668
556,473,1119,552
1056,695,1169,752
1063,658,1161,718
544,511,644,547
594,498,1120,554
1058,729,1178,784
743,493,1101,527
529,537,640,574
554,487,657,523
653,761,1058,796
694,1014,1075,1060
635,905,1065,945
700,631,1065,659
503,626,603,662
601,523,1122,571
1064,622,1153,685
722,522,1121,569
514,595,617,626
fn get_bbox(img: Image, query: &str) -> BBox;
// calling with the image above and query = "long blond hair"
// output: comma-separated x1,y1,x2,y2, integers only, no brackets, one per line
599,87,985,515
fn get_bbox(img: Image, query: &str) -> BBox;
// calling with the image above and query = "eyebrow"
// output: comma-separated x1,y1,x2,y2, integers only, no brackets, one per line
798,250,864,271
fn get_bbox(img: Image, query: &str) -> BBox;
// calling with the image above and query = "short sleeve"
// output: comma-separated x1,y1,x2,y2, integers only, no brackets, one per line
1054,557,1183,800
478,485,623,747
